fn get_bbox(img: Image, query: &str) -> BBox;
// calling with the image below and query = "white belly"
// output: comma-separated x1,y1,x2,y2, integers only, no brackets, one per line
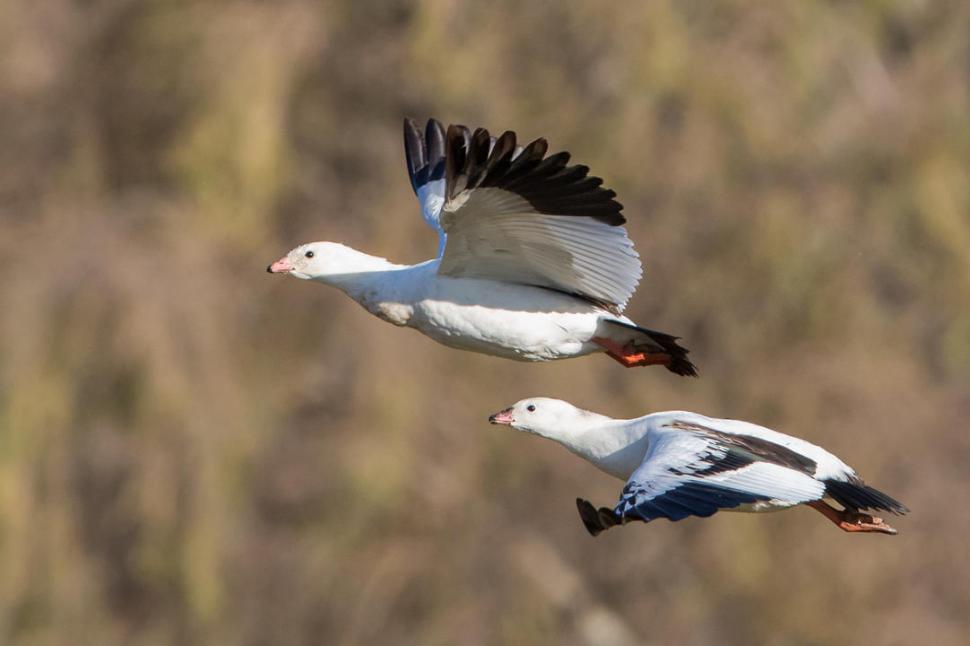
410,300,604,360
406,277,608,361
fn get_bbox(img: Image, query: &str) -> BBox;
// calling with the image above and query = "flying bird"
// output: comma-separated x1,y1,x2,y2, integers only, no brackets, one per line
489,398,907,535
267,118,695,375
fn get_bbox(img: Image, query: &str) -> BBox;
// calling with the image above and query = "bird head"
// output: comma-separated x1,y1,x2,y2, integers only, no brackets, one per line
488,397,592,438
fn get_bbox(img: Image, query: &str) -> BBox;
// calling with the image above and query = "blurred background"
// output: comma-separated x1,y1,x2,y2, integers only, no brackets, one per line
2,1,969,644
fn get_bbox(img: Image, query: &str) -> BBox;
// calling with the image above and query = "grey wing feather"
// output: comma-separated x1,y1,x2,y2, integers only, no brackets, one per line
426,121,642,309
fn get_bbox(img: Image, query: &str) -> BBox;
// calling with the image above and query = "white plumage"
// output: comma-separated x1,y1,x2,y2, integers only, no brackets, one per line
268,118,695,375
488,398,907,535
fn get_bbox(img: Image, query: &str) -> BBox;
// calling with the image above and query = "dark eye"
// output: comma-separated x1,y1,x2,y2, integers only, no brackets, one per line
305,250,315,258
526,404,536,412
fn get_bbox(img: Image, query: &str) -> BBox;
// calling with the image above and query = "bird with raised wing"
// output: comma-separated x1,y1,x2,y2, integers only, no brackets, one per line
267,118,695,375
488,398,907,535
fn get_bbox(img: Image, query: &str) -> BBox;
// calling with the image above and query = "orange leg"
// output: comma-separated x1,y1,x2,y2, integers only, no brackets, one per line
592,337,670,368
808,500,898,535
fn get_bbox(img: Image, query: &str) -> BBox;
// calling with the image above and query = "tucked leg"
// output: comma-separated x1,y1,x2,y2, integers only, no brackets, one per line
591,336,671,368
808,500,898,535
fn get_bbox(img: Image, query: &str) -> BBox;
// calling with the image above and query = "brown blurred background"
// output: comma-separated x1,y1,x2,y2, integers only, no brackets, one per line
2,1,969,644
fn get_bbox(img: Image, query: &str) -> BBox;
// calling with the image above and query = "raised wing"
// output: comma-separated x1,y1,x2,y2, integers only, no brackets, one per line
404,118,642,311
404,118,448,255
614,421,824,524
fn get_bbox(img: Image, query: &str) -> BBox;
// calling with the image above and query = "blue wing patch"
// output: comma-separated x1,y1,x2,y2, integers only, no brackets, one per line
616,481,771,523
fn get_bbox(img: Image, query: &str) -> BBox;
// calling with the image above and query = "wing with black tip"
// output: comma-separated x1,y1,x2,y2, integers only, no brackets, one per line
404,118,642,310
614,422,825,524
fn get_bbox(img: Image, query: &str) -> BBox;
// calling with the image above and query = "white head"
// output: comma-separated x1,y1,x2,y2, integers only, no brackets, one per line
267,242,384,282
488,397,602,441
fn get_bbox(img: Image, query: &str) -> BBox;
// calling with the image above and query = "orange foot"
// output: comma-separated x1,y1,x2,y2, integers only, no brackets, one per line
808,500,898,535
837,511,898,535
592,336,671,368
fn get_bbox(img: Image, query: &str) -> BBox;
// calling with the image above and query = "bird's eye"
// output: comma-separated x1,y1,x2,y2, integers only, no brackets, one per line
526,404,536,412
305,250,315,258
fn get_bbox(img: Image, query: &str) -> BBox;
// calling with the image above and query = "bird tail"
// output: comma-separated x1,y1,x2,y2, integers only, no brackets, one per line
596,319,697,377
824,478,909,515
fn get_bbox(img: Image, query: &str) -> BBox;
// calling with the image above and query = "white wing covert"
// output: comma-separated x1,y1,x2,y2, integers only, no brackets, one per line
615,420,825,522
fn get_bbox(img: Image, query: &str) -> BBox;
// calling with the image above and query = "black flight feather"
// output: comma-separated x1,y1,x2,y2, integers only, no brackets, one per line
410,119,627,225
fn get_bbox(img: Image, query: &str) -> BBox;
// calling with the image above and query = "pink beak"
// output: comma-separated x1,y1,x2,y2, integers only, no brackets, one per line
267,256,294,274
488,408,515,425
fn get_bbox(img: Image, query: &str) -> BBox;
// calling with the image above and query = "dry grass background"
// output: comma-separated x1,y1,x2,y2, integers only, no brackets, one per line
2,1,969,644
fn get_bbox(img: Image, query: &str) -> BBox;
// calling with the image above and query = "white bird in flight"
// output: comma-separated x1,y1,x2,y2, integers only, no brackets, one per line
268,118,695,375
489,398,907,535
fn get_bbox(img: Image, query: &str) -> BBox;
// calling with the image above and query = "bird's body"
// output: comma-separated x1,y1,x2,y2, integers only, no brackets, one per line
527,409,850,512
298,244,657,362
489,398,907,534
268,118,696,375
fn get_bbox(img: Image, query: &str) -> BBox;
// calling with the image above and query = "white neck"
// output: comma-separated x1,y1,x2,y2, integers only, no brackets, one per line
535,415,651,480
305,244,433,326
310,246,404,299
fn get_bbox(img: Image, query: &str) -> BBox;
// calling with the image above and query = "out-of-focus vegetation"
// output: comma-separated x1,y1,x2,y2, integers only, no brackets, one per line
2,1,969,644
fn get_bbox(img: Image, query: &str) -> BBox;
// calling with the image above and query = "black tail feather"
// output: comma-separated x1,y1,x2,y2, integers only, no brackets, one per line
601,319,698,377
642,329,697,378
825,479,909,515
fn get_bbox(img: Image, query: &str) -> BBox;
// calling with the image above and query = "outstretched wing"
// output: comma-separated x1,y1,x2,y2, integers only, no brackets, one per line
614,422,825,524
403,118,642,311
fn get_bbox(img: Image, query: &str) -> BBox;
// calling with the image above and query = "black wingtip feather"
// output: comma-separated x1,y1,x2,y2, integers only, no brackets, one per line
426,119,445,165
425,120,446,184
405,118,448,192
576,498,621,537
445,124,472,197
407,120,624,225
576,498,605,536
403,118,425,191
434,122,622,225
